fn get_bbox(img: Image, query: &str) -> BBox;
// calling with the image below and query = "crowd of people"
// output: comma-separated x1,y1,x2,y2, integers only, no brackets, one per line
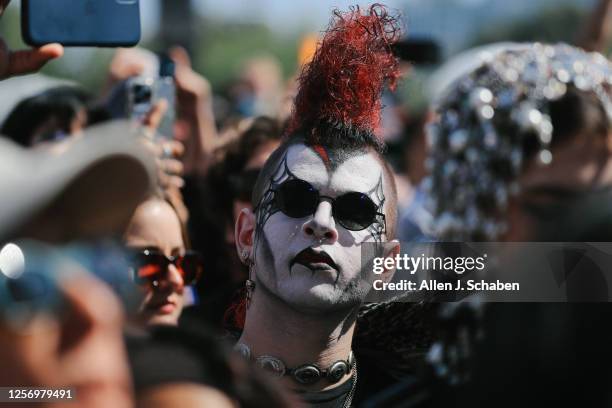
2,0,612,407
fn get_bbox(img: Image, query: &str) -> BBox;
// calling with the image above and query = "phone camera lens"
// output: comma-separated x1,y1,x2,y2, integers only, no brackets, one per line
133,84,152,104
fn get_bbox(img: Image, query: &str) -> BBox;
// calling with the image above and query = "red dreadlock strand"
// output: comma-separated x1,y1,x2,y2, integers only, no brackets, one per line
223,287,247,331
287,4,402,140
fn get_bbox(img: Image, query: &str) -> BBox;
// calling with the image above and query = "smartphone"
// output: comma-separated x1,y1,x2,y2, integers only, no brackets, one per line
155,54,176,140
22,0,141,47
127,76,155,124
126,54,176,139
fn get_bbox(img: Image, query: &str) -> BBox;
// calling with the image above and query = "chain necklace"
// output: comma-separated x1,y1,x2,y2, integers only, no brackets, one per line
343,358,358,408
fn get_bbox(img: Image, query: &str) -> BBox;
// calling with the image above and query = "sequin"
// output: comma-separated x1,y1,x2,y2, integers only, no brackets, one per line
426,43,612,240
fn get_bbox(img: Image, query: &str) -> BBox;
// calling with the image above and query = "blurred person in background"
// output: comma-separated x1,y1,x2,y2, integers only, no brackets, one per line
104,46,218,178
0,246,135,408
401,43,612,407
424,43,612,242
396,111,434,242
102,47,223,284
386,37,441,243
128,323,298,408
405,184,612,408
120,97,202,328
185,116,282,328
218,55,284,124
170,46,218,177
0,123,155,408
124,193,203,327
223,117,283,236
461,189,612,408
1,86,95,147
0,0,65,147
223,77,257,120
129,324,235,408
238,55,284,118
277,75,299,127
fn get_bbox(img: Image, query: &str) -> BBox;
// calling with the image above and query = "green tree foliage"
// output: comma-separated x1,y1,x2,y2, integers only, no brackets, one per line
192,20,299,88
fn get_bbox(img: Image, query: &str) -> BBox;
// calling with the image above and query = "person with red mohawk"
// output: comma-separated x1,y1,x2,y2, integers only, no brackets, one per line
230,4,407,406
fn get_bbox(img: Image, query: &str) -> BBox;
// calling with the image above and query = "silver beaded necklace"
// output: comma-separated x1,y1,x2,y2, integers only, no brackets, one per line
234,342,358,406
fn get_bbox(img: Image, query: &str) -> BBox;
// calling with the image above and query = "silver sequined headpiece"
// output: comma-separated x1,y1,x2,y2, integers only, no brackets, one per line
423,43,612,241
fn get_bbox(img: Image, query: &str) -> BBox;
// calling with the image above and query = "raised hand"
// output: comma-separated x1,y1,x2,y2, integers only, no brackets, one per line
0,0,63,80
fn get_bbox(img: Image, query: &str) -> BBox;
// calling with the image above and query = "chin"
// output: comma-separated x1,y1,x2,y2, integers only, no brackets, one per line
146,313,180,326
281,284,363,314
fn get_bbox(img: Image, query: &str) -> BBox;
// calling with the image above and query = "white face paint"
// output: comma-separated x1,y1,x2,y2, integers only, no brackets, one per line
255,143,388,312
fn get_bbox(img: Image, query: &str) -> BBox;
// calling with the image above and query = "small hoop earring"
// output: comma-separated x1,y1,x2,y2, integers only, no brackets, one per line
241,250,255,268
245,278,256,309
245,255,256,308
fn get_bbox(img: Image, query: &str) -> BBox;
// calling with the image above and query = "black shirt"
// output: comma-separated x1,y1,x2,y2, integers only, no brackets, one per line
298,375,355,408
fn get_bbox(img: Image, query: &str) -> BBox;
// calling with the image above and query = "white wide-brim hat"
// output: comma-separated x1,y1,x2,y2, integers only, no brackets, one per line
0,121,155,241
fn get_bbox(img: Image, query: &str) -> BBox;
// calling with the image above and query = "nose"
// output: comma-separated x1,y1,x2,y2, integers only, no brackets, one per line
158,263,185,292
302,201,338,243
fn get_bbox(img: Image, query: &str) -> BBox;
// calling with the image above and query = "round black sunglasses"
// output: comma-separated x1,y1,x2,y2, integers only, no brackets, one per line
272,179,386,231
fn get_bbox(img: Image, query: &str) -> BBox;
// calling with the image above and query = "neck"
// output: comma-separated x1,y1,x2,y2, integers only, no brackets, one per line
237,284,358,391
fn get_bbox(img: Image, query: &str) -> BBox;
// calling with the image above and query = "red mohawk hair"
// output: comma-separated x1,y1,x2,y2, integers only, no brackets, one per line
287,4,402,148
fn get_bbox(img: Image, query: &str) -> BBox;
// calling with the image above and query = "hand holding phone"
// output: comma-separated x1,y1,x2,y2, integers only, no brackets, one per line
127,53,176,139
0,0,63,80
139,100,185,190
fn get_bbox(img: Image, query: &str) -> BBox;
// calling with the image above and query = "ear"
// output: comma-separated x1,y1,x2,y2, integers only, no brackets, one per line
380,240,400,284
235,208,256,261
